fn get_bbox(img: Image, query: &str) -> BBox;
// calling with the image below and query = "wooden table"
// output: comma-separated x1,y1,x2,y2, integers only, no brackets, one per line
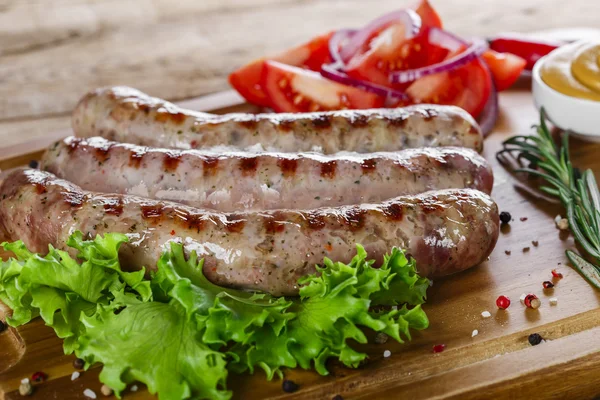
2,1,600,399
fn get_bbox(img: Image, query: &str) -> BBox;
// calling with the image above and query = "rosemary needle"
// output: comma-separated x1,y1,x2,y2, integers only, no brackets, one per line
497,109,600,289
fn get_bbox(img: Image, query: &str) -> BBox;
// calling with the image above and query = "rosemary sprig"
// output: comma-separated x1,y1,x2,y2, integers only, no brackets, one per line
497,109,600,289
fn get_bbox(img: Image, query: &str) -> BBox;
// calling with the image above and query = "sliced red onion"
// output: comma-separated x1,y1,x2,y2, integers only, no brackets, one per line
320,63,409,101
389,29,488,84
339,9,422,62
478,78,499,136
329,29,356,65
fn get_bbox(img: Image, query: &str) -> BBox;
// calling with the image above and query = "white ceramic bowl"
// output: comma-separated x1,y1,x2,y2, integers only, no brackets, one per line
532,54,600,142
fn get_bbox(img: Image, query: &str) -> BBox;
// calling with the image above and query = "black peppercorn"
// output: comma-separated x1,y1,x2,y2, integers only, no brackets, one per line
282,380,299,393
0,320,6,333
499,211,511,224
28,160,39,169
528,333,543,346
73,358,85,370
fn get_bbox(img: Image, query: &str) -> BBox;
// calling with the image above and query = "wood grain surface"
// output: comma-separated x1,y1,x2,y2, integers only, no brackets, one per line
2,86,600,399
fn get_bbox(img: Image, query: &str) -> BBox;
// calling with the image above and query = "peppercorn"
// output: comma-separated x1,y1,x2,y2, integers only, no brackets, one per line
28,160,39,169
551,269,563,279
282,380,299,393
73,358,85,370
524,294,541,309
543,281,554,289
0,320,6,333
496,295,511,310
31,371,47,383
528,333,543,346
499,211,511,224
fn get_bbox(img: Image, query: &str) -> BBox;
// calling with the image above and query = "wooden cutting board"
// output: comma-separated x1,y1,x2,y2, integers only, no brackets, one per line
2,84,600,400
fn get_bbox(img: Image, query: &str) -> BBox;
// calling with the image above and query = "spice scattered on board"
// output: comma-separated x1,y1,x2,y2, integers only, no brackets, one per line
282,380,299,393
555,215,569,230
481,311,492,318
432,344,446,353
523,247,531,252
532,240,539,247
524,294,541,309
520,217,528,222
549,297,558,306
100,385,113,397
528,333,544,346
73,358,85,370
31,371,47,383
543,281,555,289
551,269,563,279
83,389,97,399
383,350,392,358
500,211,512,224
19,378,33,396
505,250,511,255
472,329,479,337
496,295,511,310
71,372,80,381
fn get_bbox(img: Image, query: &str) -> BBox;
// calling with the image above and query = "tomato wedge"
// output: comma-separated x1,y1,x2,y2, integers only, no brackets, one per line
404,48,492,117
413,0,443,29
229,32,333,107
344,0,445,89
262,61,383,113
345,27,449,89
481,50,527,91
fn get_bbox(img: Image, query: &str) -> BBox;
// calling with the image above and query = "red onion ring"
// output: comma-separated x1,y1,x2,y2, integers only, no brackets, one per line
339,9,421,62
320,63,409,101
329,29,356,65
478,71,499,136
389,29,488,84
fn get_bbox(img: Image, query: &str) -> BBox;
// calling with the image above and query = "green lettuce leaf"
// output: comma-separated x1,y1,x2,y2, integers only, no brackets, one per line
0,234,430,400
78,302,230,400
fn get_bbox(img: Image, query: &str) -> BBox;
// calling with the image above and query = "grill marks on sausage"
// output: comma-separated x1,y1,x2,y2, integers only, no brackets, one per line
349,114,369,128
383,203,404,221
129,150,144,168
304,211,326,230
64,191,85,208
94,143,113,164
361,159,377,173
239,119,258,130
154,110,186,125
67,138,83,153
277,158,298,177
239,157,258,176
320,161,337,179
163,152,181,172
264,213,286,234
202,157,219,176
226,215,246,233
102,197,124,216
312,115,332,129
338,207,366,231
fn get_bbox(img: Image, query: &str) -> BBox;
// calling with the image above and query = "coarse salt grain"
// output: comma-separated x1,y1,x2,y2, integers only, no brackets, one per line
71,371,80,381
21,378,29,384
131,385,139,392
83,389,97,399
471,329,479,337
555,215,569,230
383,350,391,358
481,311,491,318
520,293,527,304
549,297,558,305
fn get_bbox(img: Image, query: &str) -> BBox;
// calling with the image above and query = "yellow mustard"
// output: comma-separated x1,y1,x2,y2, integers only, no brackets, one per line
540,41,600,102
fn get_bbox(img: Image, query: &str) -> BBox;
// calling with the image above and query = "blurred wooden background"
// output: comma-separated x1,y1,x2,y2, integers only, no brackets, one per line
0,0,598,155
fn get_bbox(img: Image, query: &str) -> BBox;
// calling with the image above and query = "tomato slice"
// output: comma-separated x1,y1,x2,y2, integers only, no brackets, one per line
345,27,449,89
344,0,445,89
481,50,527,91
403,49,492,117
413,0,443,29
229,32,333,107
262,61,384,113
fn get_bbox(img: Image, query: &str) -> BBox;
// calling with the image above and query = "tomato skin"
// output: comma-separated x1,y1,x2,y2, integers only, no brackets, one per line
413,0,443,29
345,26,449,89
489,36,560,70
403,51,492,118
229,32,333,107
262,61,383,113
481,50,527,91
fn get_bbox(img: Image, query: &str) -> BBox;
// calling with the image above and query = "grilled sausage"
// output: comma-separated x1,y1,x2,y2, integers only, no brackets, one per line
0,169,499,295
41,136,494,212
72,86,484,153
